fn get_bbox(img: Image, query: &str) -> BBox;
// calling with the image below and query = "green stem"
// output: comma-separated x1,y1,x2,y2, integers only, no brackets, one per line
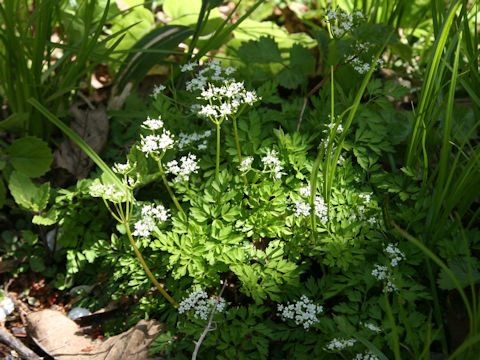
158,161,185,216
125,221,179,307
232,115,248,185
216,122,221,180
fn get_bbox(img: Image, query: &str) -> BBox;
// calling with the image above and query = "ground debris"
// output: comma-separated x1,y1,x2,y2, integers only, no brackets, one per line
54,102,109,179
26,309,163,360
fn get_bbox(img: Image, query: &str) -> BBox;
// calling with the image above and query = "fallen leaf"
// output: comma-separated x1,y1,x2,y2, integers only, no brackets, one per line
54,103,109,179
27,309,163,360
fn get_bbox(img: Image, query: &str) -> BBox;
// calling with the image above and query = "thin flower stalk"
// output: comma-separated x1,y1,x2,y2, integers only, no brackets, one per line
215,122,221,179
231,106,248,185
157,160,185,216
124,220,179,307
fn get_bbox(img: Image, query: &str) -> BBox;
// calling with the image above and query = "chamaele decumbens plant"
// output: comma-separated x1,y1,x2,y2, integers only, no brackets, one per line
25,4,480,359
85,46,425,360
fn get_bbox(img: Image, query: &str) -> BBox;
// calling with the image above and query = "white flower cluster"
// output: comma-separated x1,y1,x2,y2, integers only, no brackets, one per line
182,60,259,121
112,160,135,175
355,351,380,360
371,264,397,292
313,196,329,223
262,149,284,179
299,185,311,197
371,244,404,291
139,131,175,156
363,322,382,333
197,82,259,119
132,203,169,237
142,116,164,131
89,183,127,203
151,84,166,99
324,121,344,134
325,338,357,351
351,57,385,74
178,288,227,320
359,193,372,203
294,184,329,224
385,243,405,267
238,156,254,173
112,160,140,189
0,293,14,320
355,193,378,225
181,62,198,72
177,130,212,150
184,60,235,92
326,9,364,37
277,295,323,329
165,153,200,182
294,199,311,217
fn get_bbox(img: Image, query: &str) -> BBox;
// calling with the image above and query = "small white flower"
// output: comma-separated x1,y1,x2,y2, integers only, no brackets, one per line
363,322,382,333
89,183,127,203
314,196,329,224
371,264,388,280
151,84,166,99
262,149,284,179
294,200,311,217
372,264,398,293
219,102,233,116
224,66,236,75
299,185,311,197
112,160,135,175
132,203,169,237
277,295,323,329
178,288,226,320
186,76,207,92
325,338,356,351
166,153,200,182
359,193,372,203
177,130,212,150
385,243,405,267
181,62,198,72
326,10,337,20
139,130,175,155
355,351,380,360
238,157,253,172
199,104,218,118
142,116,164,130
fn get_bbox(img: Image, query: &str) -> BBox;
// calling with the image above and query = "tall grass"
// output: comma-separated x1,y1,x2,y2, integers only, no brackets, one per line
399,0,480,357
0,0,120,139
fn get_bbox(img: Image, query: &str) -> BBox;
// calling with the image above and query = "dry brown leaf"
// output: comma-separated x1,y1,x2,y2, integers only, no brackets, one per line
26,309,164,360
54,103,109,179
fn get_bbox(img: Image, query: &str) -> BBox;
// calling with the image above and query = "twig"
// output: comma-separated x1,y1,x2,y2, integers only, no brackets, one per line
191,280,228,360
297,66,337,131
0,328,41,360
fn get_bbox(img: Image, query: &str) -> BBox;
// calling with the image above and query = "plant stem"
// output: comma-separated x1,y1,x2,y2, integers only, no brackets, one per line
125,221,179,308
216,122,221,179
158,160,185,216
232,115,248,185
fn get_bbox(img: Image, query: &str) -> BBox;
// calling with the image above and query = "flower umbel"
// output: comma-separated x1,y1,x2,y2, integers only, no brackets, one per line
132,203,169,238
178,288,227,320
277,295,323,329
165,153,200,182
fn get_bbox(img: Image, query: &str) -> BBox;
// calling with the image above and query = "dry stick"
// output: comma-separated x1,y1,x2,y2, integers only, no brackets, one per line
0,328,41,360
191,280,228,360
296,66,337,131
